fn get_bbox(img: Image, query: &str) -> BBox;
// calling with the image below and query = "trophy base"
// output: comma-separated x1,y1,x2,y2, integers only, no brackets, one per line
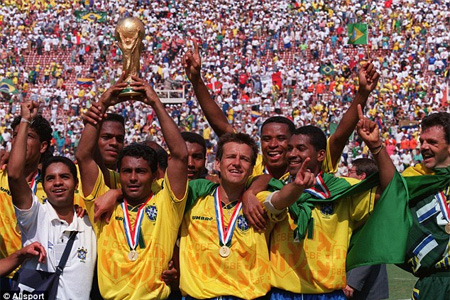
119,88,144,99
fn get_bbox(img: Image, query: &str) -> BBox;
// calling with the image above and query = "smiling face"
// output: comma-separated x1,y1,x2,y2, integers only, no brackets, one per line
215,142,254,187
420,125,450,170
43,162,77,209
120,156,155,204
260,122,291,171
98,120,125,168
287,134,325,177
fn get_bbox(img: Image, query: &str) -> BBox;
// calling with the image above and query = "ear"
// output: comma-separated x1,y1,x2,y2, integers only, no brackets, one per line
40,141,49,154
359,172,367,180
316,149,326,163
214,159,221,173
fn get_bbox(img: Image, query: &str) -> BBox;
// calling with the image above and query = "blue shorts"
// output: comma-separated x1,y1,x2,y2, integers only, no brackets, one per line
270,288,346,300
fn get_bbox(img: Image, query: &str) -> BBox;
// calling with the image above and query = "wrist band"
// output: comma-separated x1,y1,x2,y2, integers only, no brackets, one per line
370,143,384,155
20,118,31,124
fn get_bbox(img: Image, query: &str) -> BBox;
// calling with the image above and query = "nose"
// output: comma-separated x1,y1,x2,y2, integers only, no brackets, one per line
53,176,63,186
288,147,298,158
231,155,241,166
268,138,278,148
129,171,138,182
110,137,118,147
187,156,194,168
420,141,429,151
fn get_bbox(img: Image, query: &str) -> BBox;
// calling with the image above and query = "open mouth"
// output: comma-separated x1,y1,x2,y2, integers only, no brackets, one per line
267,151,282,160
52,189,66,196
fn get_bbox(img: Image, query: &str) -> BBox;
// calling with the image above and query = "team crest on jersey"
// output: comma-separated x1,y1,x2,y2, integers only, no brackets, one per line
77,247,88,262
146,205,158,221
320,203,334,216
237,215,249,232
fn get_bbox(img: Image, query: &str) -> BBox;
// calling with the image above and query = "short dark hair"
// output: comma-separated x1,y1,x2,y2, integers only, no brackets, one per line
143,140,168,171
294,125,327,152
261,116,295,135
118,143,157,173
181,132,206,157
352,158,378,177
421,112,450,144
42,156,78,185
104,113,125,128
216,132,258,165
11,115,52,145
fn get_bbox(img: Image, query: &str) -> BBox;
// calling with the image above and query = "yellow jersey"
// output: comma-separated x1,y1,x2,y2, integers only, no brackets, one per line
0,170,46,275
81,167,187,300
270,177,377,294
180,182,285,299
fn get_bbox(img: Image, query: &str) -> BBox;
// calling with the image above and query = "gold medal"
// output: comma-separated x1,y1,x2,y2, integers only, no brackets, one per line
128,250,138,261
219,246,231,258
445,222,450,234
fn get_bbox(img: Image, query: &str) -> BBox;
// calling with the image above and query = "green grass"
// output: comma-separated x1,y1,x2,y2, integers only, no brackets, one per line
387,264,417,299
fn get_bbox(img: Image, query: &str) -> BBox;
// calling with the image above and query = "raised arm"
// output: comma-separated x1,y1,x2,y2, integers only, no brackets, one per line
131,76,188,199
356,105,394,191
269,158,315,210
75,78,128,197
328,62,380,167
8,102,39,209
182,41,233,136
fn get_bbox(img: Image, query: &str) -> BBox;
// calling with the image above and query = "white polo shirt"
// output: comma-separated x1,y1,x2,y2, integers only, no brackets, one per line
15,195,96,300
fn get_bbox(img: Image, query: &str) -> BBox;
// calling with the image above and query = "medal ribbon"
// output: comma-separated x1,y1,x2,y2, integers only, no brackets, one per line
214,187,242,247
436,191,450,223
29,170,39,195
304,172,331,199
121,194,153,251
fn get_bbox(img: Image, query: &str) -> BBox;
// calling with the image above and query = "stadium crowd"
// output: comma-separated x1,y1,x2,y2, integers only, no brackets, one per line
0,0,449,172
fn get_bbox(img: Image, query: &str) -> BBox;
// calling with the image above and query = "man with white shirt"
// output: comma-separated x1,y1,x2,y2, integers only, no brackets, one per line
8,102,96,299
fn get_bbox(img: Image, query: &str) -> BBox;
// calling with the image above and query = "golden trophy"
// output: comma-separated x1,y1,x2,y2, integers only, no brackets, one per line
115,17,145,98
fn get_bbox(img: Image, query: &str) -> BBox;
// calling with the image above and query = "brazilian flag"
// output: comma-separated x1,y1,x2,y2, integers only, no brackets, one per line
0,79,19,94
75,11,107,23
320,64,334,76
348,23,368,45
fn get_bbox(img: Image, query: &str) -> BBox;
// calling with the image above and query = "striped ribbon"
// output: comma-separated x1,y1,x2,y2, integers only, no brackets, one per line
436,191,449,223
304,172,330,199
214,187,242,247
121,194,153,251
29,170,40,195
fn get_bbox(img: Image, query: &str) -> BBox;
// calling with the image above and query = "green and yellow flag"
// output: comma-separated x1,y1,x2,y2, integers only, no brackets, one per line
75,11,107,23
348,23,368,45
0,79,19,94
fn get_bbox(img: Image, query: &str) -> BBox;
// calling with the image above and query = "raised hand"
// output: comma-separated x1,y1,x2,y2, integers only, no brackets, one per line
20,101,39,122
83,102,105,126
99,73,129,107
129,76,160,107
293,158,316,190
182,40,201,82
356,104,381,149
358,61,380,95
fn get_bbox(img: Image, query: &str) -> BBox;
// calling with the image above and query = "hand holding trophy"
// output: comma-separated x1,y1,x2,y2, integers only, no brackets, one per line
115,17,145,98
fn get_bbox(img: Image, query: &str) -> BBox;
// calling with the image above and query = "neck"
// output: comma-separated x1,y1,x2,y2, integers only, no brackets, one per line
219,182,245,205
24,164,39,183
105,163,117,171
266,165,288,180
56,207,74,225
125,194,151,207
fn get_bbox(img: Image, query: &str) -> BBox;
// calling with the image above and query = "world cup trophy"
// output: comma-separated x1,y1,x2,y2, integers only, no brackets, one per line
115,17,145,98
